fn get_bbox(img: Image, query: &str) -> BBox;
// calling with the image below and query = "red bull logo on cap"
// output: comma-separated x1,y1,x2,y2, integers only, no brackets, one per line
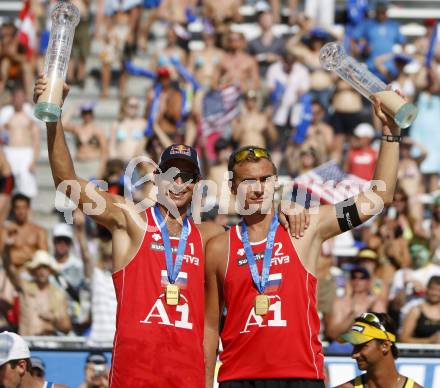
170,145,191,156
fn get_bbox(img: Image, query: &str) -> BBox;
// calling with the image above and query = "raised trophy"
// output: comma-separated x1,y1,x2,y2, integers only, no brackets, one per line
34,1,80,122
320,42,417,128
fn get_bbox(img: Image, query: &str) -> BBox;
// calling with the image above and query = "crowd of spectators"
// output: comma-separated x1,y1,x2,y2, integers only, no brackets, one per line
0,0,439,372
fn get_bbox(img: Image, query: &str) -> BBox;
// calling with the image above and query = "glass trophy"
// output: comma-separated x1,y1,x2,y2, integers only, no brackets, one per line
34,1,80,122
320,42,417,129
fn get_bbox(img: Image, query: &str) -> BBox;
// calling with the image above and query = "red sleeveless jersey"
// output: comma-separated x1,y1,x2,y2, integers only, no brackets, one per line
218,223,324,382
110,207,204,388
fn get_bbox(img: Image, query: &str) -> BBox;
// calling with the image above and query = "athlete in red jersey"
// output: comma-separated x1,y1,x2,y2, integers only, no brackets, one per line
205,96,402,388
34,78,225,387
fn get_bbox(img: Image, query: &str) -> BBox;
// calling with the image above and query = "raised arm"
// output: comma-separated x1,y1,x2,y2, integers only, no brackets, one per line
317,96,401,241
33,76,126,233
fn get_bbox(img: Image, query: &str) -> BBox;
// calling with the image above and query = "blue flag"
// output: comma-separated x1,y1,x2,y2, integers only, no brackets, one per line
425,23,438,68
293,93,312,144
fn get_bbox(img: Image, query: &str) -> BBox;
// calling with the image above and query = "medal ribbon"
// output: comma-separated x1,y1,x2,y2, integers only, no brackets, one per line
241,214,279,294
154,205,189,284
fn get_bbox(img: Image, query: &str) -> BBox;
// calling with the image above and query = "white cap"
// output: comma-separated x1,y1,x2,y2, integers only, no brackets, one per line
27,250,59,273
354,123,375,138
53,223,74,240
0,332,30,366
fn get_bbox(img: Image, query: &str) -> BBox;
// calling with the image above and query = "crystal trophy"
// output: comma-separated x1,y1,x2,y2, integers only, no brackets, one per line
320,42,417,129
34,1,80,122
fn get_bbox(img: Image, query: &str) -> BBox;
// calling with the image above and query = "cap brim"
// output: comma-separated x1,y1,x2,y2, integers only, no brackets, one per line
159,155,200,174
338,331,374,345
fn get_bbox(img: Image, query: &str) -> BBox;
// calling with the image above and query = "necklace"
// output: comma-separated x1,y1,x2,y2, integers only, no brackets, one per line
364,375,402,388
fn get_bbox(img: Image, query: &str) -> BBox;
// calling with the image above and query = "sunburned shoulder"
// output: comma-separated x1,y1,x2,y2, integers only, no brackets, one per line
54,384,70,388
205,228,229,253
196,221,225,244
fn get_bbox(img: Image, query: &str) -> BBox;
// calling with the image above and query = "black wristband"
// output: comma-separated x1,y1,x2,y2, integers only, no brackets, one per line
381,135,401,143
335,199,363,232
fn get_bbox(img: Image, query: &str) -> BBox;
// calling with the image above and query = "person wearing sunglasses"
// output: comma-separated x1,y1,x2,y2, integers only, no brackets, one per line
335,313,421,388
205,94,403,388
34,74,308,388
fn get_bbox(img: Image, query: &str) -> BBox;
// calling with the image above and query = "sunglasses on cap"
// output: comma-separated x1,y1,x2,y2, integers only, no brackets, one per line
233,147,270,163
359,312,396,342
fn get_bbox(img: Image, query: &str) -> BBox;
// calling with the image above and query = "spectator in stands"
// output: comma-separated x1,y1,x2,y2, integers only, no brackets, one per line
351,2,405,79
29,357,46,381
286,143,320,177
0,332,68,388
69,0,91,88
0,22,33,98
330,79,364,161
203,0,242,38
302,99,335,162
4,250,71,336
0,86,40,198
219,31,260,92
290,0,335,27
189,23,223,90
410,68,440,193
375,53,415,101
248,9,285,77
400,276,440,343
52,223,84,293
324,267,386,341
99,10,130,97
109,96,147,163
397,138,427,201
78,352,109,388
232,90,277,149
156,0,193,25
300,28,334,109
0,194,48,272
429,196,440,256
152,26,188,76
345,123,377,181
74,210,116,345
62,103,108,180
0,147,14,223
266,48,310,159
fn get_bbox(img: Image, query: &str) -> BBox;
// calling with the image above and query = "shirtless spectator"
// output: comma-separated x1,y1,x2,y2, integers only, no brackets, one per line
303,100,335,162
232,90,277,149
0,194,48,272
248,9,285,77
62,103,108,179
0,86,40,198
0,22,33,98
69,0,91,87
156,0,195,25
204,0,241,37
324,267,387,341
3,250,71,336
219,31,260,92
144,69,184,142
330,79,364,161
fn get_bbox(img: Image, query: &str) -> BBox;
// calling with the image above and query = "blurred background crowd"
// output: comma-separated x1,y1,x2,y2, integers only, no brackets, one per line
0,0,439,380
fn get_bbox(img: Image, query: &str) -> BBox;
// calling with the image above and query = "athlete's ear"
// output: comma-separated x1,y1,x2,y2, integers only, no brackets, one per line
382,340,391,355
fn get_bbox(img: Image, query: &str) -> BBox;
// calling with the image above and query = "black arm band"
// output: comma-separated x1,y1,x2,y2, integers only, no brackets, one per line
335,199,363,232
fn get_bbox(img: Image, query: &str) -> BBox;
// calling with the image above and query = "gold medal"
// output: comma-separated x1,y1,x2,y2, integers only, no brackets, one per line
254,294,270,315
165,284,180,305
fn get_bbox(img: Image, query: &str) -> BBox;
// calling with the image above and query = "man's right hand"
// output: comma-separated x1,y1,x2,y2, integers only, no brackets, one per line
33,75,70,106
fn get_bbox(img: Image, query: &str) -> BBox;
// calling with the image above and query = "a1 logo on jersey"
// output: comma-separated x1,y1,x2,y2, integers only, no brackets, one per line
240,295,287,334
139,293,193,330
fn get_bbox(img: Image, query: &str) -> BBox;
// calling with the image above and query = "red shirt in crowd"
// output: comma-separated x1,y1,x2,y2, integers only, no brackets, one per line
346,147,378,181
